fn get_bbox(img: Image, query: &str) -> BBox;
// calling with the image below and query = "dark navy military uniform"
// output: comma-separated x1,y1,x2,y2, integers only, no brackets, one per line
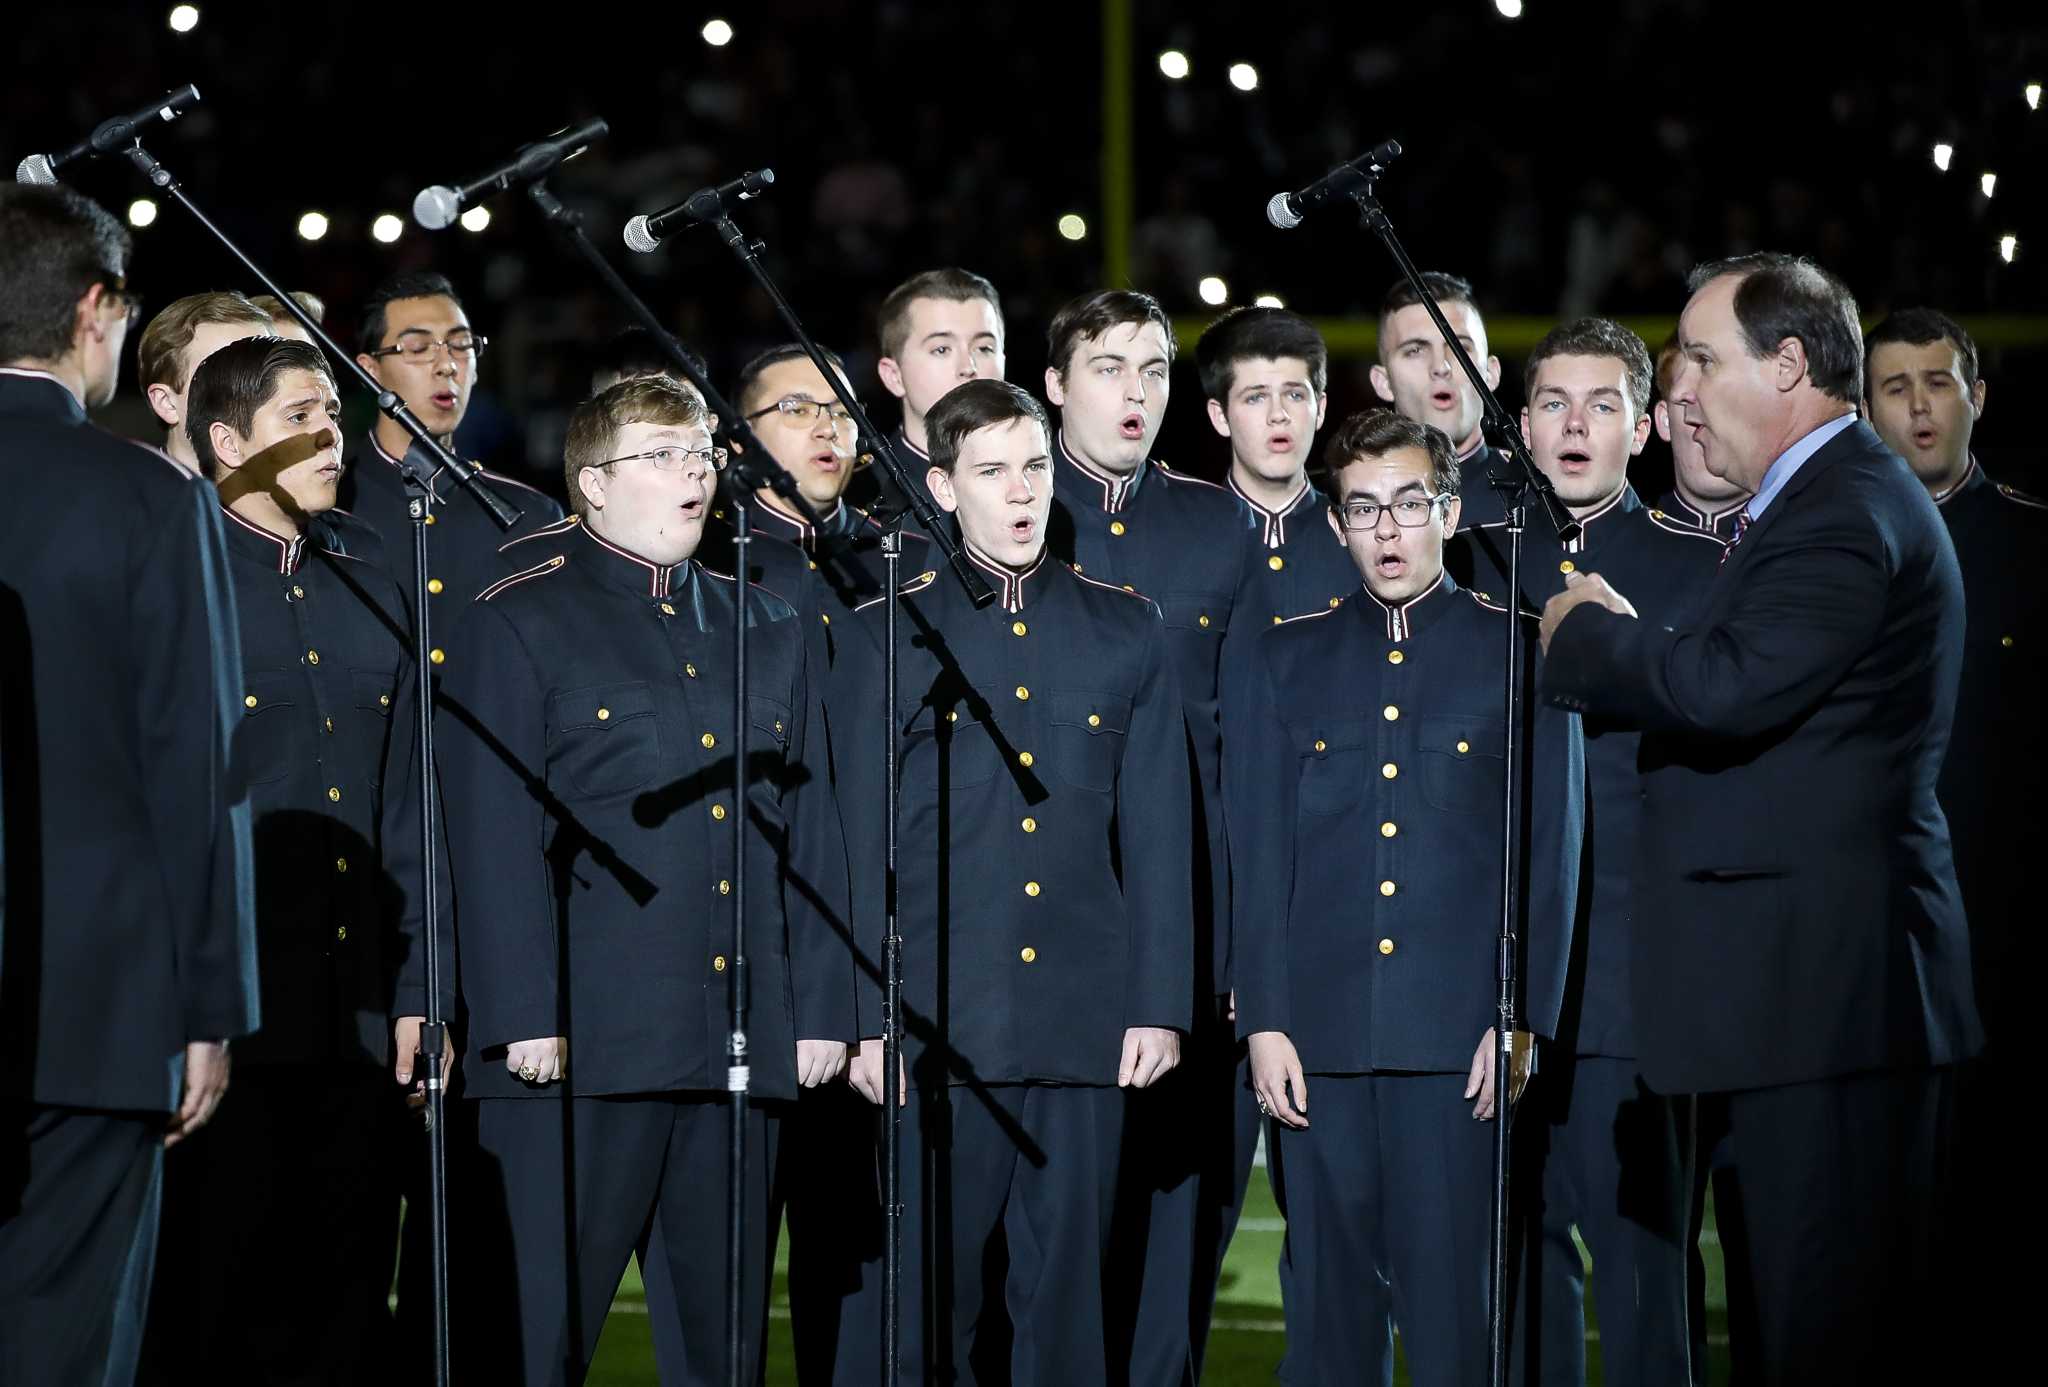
438,520,852,1387
141,505,431,1384
1449,484,1722,1386
1930,458,2045,1377
1225,573,1583,1387
1226,472,1360,627
830,548,1193,1386
1447,440,1521,526
1043,432,1259,1384
0,369,258,1387
1656,487,1745,540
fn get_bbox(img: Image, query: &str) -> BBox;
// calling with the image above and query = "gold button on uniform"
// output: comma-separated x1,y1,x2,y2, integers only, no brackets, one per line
820,614,831,626
1272,616,1283,625
1380,880,1396,897
1268,555,1285,571
660,602,675,616
718,880,731,895
948,710,959,723
1381,762,1398,779
427,578,444,594
701,732,717,748
774,720,783,734
1024,881,1041,897
1012,621,1028,637
1087,713,1101,728
1198,615,1211,628
423,513,436,525
1123,585,1136,593
1019,752,1035,768
1314,739,1327,753
1020,947,1037,963
1330,597,1343,608
1378,938,1395,956
291,585,305,600
335,857,349,874
336,926,348,942
1021,818,1037,833
1388,649,1405,665
306,649,320,666
712,805,727,821
1110,521,1126,536
807,560,818,571
1457,740,1470,754
597,708,611,721
379,693,391,708
1383,705,1399,721
1381,821,1397,838
429,649,445,665
686,663,698,678
327,787,342,802
2003,635,2016,648
244,694,258,708
1015,686,1030,701
324,717,334,734
714,956,727,972
1559,560,1576,574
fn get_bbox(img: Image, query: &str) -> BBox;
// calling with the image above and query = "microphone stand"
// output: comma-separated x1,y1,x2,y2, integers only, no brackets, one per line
1340,178,1578,1387
520,177,847,1387
118,137,522,1387
696,200,994,1387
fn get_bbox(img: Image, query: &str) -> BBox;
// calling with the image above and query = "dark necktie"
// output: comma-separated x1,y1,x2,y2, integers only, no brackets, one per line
1719,506,1755,567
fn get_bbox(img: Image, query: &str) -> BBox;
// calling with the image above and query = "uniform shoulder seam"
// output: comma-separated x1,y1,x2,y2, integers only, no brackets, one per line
1068,566,1155,603
1996,482,2048,512
854,569,937,611
1645,509,1727,544
479,555,566,602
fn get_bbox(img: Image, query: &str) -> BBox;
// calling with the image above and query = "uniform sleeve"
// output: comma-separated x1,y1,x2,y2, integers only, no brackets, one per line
782,632,856,1043
1117,610,1195,1034
1544,501,1889,738
826,609,889,1039
437,599,559,1048
1222,631,1295,1040
138,482,258,1042
1521,663,1585,1042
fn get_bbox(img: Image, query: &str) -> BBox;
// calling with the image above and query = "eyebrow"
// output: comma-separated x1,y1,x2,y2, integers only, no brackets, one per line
1236,378,1311,395
275,394,328,413
1535,384,1624,400
1342,479,1430,502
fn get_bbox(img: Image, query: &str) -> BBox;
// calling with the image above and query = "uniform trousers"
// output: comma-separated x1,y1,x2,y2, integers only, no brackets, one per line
1512,1054,1689,1386
1271,1072,1493,1387
0,1099,162,1387
465,1093,774,1387
895,1081,1122,1387
138,1063,394,1386
774,1081,883,1385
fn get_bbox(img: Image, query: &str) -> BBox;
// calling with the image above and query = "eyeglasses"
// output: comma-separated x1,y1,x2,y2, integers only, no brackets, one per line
102,279,142,326
1336,494,1450,530
368,331,488,362
744,396,857,428
600,445,728,474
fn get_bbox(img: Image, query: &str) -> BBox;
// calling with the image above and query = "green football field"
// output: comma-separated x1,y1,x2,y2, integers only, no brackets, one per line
582,1165,1733,1385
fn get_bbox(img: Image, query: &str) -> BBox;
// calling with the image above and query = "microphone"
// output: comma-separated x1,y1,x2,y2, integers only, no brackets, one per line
15,85,202,185
412,118,608,230
1265,139,1403,230
623,169,775,253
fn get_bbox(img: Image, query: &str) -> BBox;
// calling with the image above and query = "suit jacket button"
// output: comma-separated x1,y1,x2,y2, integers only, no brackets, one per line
1378,938,1395,955
1020,947,1037,963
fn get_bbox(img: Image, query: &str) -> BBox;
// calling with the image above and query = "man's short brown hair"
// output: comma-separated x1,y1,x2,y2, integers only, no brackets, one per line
1322,408,1461,498
563,375,710,516
1524,317,1656,422
249,290,327,328
1654,332,1684,403
877,268,1003,362
925,380,1051,475
1045,289,1176,380
137,290,273,393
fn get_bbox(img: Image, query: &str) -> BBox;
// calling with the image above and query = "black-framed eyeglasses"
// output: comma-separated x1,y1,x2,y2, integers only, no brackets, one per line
600,444,728,474
744,396,857,427
1337,494,1450,530
102,277,142,326
368,330,488,362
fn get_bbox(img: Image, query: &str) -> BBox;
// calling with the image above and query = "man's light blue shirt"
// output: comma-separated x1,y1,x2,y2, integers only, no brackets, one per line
1746,411,1858,519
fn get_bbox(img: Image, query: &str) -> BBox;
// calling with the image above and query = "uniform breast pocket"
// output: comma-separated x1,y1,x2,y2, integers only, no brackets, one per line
1295,717,1371,817
546,680,662,798
1156,588,1231,640
906,698,999,791
1048,690,1131,792
1418,714,1506,816
349,668,397,788
747,693,796,796
237,670,301,786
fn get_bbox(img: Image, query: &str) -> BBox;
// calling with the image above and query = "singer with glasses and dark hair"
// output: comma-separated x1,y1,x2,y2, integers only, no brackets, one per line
0,182,257,1387
439,374,854,1387
136,335,437,1386
1225,407,1582,1387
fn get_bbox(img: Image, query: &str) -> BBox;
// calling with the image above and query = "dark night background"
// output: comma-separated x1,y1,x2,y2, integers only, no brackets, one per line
8,0,2044,500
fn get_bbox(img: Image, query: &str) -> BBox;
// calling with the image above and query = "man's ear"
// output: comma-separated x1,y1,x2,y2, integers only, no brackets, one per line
1630,409,1653,456
146,381,180,429
354,353,385,389
927,465,958,514
1369,363,1395,404
1653,399,1673,443
1442,493,1462,542
1773,336,1809,394
1970,378,1987,420
1043,366,1067,408
1205,397,1232,439
1484,355,1502,391
1519,407,1533,451
877,356,907,401
208,420,245,472
577,465,607,514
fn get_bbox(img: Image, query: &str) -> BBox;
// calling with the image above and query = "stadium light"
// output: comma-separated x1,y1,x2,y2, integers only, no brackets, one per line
1228,62,1259,92
2027,83,2042,111
168,5,199,33
2001,234,2019,264
1198,276,1229,306
460,205,491,233
1158,50,1190,80
127,199,158,229
1057,213,1088,242
1254,293,1285,308
297,211,329,242
371,213,404,244
1496,0,1525,16
1980,172,1997,198
702,19,733,46
1932,142,1953,171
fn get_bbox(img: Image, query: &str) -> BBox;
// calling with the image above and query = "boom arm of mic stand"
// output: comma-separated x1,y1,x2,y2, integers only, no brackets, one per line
708,213,994,609
1348,189,1580,547
119,141,520,531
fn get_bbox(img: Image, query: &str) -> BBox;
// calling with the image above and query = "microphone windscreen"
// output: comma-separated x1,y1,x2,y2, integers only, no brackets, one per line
15,154,56,186
622,215,660,254
412,186,460,231
1266,191,1303,230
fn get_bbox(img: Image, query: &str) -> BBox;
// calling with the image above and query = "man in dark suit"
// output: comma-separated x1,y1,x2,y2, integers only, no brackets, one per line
1539,253,1980,1385
0,183,257,1387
